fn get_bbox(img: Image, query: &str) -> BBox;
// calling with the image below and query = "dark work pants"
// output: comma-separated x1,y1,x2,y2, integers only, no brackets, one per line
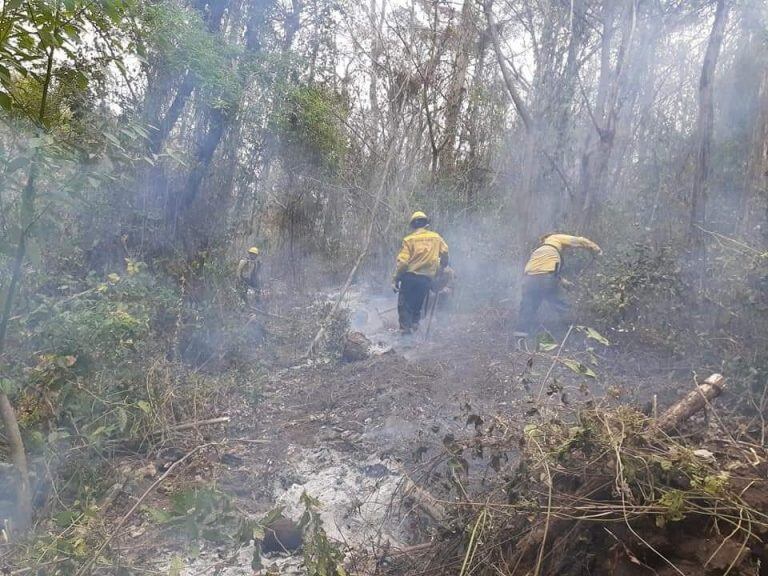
516,273,569,334
398,273,432,331
239,280,260,305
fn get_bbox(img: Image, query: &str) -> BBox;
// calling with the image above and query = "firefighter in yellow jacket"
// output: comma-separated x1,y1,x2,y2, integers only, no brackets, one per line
514,233,602,337
237,247,262,304
393,211,449,334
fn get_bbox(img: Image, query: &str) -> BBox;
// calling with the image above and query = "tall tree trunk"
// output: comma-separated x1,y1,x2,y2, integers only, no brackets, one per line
551,0,587,223
739,1,768,238
284,0,303,51
464,30,489,210
484,0,537,240
743,65,768,240
578,0,635,231
690,0,728,260
368,0,384,156
438,0,475,175
148,74,195,154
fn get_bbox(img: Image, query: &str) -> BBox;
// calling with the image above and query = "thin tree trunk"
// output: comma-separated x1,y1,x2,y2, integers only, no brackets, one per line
739,2,768,238
483,0,532,131
690,0,728,261
743,64,768,238
284,0,302,51
368,0,383,154
0,38,58,533
0,191,33,532
148,73,195,154
438,0,475,175
484,0,537,240
579,0,635,230
465,31,489,209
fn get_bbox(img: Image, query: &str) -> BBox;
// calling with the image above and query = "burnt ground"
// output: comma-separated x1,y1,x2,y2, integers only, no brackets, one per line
92,291,731,575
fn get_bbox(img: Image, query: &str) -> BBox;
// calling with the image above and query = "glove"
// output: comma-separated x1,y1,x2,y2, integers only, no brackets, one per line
392,281,400,293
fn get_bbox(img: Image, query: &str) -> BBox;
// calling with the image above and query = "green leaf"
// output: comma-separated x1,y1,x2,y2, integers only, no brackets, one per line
137,400,151,413
39,29,58,49
582,326,610,346
103,0,123,24
561,358,597,379
104,132,122,148
18,32,35,51
145,506,173,524
53,510,79,528
0,92,12,111
537,332,558,352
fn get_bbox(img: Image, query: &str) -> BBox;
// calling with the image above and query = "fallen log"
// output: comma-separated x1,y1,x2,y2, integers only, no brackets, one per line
657,373,726,432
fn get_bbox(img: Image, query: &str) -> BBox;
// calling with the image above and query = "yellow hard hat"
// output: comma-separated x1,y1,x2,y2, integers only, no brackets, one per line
247,246,260,255
410,211,428,223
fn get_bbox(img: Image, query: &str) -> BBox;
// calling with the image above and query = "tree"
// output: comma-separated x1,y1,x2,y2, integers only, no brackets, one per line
690,0,728,263
0,0,132,532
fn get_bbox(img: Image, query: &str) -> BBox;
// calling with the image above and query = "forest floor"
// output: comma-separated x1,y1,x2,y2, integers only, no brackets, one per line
96,286,722,575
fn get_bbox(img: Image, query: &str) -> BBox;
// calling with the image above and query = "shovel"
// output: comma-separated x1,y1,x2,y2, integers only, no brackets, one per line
423,289,440,341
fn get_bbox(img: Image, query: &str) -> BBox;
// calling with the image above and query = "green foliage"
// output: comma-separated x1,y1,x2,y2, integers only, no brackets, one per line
276,84,348,170
140,2,242,108
0,0,132,118
25,265,174,363
581,244,687,348
655,489,686,527
148,487,240,543
560,358,597,379
299,492,347,576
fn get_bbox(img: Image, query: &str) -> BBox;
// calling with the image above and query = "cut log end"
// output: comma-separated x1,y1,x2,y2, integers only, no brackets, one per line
657,373,726,432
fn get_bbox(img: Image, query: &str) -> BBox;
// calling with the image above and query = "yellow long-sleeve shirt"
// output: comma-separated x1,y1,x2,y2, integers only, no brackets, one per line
524,234,601,275
394,228,449,279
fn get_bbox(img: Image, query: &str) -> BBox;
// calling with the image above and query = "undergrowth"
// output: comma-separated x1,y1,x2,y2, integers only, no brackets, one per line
395,398,768,575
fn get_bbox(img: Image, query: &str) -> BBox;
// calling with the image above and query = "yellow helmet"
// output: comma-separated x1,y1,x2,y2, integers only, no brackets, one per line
410,211,428,224
247,246,260,255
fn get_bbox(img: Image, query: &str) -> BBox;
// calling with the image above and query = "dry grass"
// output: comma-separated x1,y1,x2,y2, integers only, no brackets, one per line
392,401,768,576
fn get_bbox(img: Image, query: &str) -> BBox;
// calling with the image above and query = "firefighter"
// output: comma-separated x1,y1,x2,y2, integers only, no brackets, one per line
237,246,262,305
393,211,449,334
514,233,602,337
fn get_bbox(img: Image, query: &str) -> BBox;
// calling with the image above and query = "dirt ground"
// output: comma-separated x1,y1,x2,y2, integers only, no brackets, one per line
103,286,728,575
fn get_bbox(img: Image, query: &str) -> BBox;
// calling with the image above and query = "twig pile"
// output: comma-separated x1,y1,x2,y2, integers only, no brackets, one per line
395,379,768,576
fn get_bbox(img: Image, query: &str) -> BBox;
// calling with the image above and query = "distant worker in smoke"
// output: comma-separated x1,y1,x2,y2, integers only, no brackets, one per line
237,246,262,305
393,211,449,334
514,233,602,337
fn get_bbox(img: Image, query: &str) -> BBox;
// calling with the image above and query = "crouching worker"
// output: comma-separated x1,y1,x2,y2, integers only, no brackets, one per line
393,211,449,334
431,264,456,311
237,246,262,305
514,233,601,337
